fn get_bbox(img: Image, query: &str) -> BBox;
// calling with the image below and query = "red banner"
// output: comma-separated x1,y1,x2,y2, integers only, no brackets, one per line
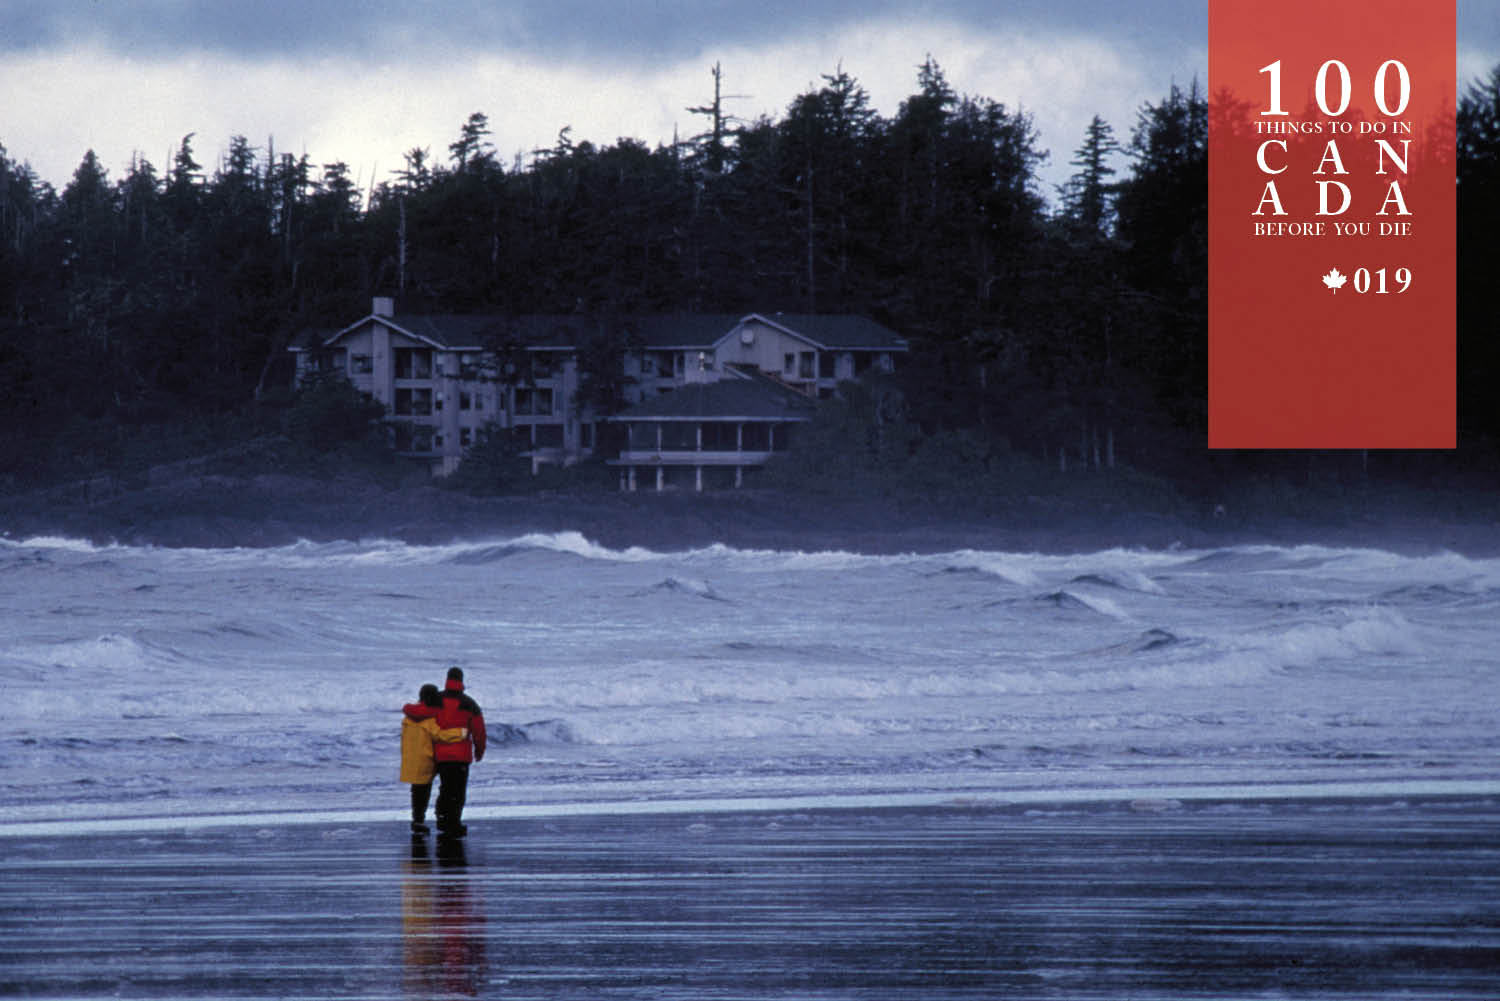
1208,0,1456,448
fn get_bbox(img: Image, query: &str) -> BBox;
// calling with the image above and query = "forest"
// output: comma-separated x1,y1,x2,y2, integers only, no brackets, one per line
2,58,1499,516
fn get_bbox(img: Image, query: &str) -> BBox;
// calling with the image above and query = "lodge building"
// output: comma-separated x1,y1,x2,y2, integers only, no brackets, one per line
290,298,907,489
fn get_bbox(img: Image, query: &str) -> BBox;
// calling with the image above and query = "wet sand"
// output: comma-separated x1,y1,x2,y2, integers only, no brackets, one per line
2,797,1497,999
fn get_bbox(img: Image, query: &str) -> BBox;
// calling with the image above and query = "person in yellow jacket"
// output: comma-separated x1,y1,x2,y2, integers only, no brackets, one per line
401,684,467,833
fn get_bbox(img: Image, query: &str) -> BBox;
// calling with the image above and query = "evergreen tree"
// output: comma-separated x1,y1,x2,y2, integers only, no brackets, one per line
685,62,741,176
779,66,882,311
449,112,497,174
1058,115,1120,239
164,133,203,227
1113,81,1208,443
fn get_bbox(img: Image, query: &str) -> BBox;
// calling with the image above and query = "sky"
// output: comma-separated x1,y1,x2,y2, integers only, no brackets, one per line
2,1,1497,206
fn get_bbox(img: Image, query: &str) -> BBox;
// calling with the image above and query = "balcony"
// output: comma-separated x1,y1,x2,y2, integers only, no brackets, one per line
613,449,775,466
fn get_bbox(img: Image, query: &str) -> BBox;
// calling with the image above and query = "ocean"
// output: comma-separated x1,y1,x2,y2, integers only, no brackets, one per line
4,531,1499,999
4,531,1497,827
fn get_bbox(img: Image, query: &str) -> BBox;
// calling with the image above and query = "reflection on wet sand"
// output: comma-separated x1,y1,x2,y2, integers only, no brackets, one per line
3,803,1497,999
402,834,485,998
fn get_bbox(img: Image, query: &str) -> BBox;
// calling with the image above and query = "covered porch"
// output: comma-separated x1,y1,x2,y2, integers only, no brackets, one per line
607,377,813,492
612,419,796,491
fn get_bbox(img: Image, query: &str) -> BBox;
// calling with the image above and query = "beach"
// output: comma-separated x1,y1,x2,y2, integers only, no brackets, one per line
3,795,1497,1000
4,530,1498,998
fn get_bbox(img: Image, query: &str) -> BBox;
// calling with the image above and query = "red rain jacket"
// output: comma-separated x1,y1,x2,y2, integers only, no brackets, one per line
406,679,486,763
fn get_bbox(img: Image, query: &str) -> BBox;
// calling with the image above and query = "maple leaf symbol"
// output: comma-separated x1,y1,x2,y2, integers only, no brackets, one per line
1321,267,1348,293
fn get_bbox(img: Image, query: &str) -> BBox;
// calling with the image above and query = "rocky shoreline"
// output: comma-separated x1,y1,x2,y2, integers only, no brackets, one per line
1,471,1496,555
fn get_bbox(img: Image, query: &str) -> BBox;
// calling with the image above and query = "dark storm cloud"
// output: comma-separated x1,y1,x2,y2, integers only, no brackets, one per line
4,0,1204,61
3,0,436,55
10,1,1495,68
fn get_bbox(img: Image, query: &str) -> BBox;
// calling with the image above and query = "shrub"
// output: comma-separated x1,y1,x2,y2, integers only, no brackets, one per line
443,423,530,495
282,372,386,452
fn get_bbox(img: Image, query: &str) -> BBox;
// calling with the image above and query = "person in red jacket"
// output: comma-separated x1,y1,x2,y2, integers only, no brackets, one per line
425,666,485,836
401,684,469,834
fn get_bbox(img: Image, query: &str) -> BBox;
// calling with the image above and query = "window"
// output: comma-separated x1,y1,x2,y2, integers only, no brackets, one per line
798,352,815,379
460,391,473,411
580,422,594,449
350,354,373,374
701,423,737,450
394,388,432,416
784,353,796,376
645,352,677,377
820,353,837,379
515,387,554,416
530,355,554,380
460,427,473,448
394,348,432,380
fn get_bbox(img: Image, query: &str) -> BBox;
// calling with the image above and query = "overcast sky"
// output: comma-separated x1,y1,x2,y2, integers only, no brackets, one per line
3,1,1497,204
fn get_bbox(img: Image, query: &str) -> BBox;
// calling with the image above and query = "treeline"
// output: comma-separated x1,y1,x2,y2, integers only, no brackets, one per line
2,59,1499,501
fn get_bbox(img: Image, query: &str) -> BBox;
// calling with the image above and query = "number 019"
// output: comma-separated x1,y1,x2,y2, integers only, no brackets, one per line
1353,267,1412,294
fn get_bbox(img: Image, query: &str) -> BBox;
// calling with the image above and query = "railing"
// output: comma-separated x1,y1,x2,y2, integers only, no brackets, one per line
613,449,775,465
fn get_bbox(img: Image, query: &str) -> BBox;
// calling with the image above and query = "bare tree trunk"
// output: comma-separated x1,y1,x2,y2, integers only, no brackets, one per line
397,195,408,293
805,165,816,311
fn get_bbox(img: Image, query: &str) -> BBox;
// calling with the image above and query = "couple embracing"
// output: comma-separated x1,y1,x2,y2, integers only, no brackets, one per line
400,667,487,837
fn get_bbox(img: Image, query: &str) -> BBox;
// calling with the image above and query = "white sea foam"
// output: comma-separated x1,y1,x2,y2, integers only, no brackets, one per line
1256,607,1421,668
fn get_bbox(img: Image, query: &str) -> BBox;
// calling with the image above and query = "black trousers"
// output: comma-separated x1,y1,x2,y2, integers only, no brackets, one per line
434,761,470,829
410,782,432,823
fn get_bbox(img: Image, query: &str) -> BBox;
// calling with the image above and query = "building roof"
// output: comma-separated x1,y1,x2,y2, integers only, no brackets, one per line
387,313,522,349
609,373,817,422
737,313,909,350
627,313,907,350
294,310,906,353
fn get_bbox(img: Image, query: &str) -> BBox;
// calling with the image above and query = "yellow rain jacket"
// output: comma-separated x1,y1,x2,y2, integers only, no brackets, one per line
400,715,467,784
